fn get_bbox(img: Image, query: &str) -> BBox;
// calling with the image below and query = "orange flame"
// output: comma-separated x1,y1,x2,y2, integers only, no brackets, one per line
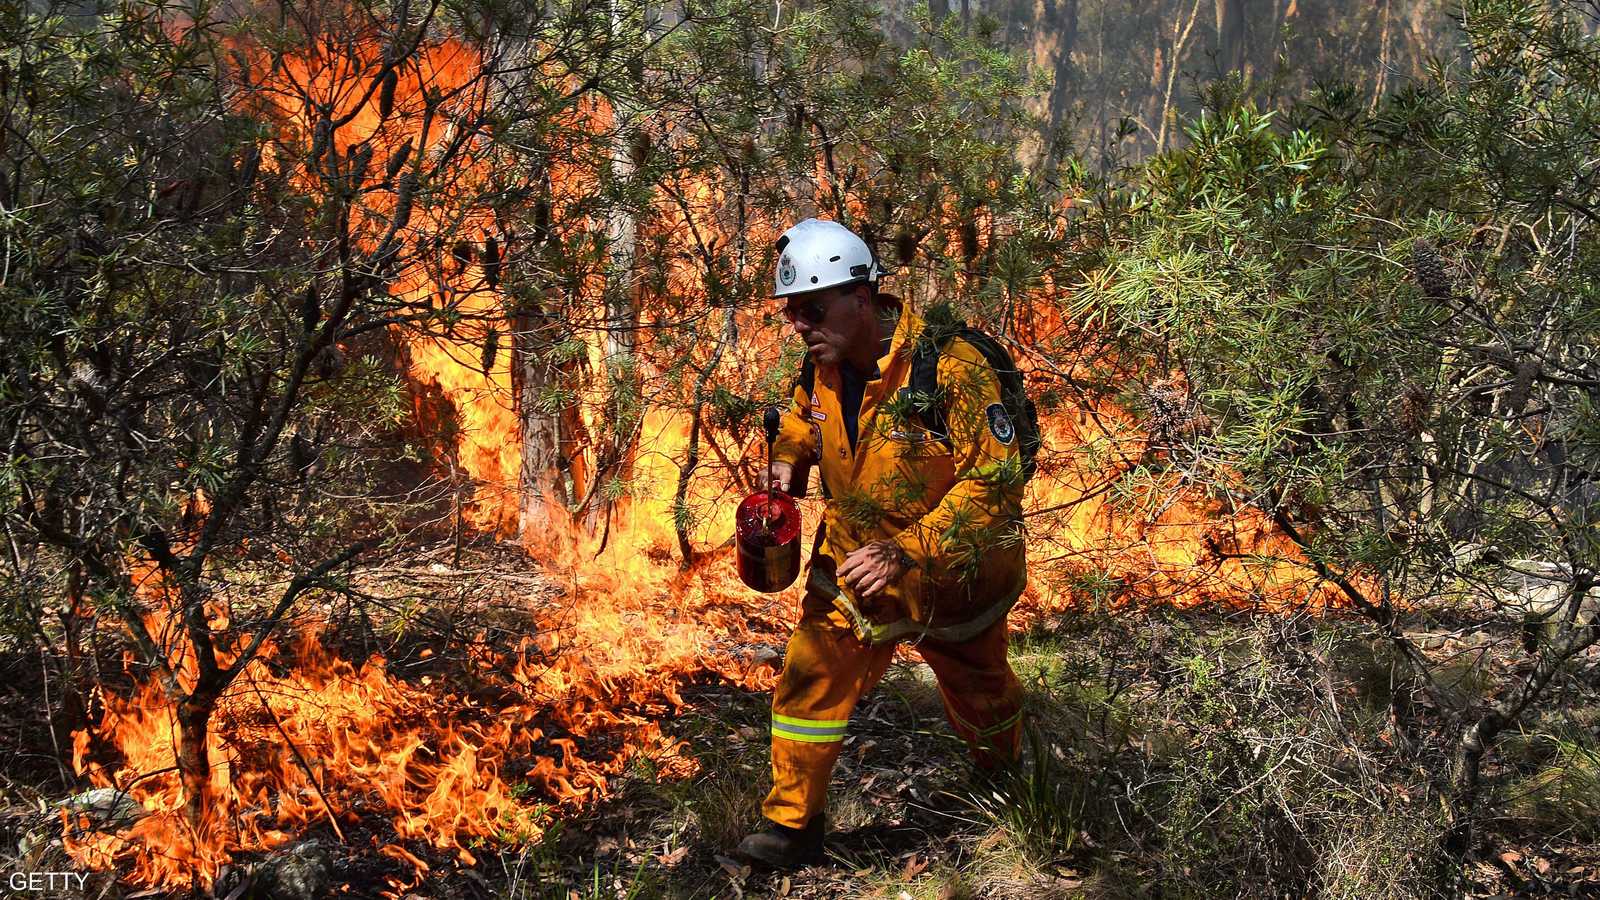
66,21,1353,894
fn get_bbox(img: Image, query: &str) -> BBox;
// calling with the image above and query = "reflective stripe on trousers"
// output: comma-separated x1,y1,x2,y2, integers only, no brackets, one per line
771,713,850,743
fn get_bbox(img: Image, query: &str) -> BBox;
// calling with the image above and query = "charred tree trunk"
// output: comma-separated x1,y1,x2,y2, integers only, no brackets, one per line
55,562,93,740
585,8,646,534
1443,710,1501,859
176,692,217,830
1214,0,1247,74
512,279,574,537
587,226,640,533
485,23,581,539
1042,0,1080,146
507,208,590,537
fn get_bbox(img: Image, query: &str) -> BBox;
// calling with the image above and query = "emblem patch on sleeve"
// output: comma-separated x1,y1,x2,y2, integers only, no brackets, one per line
986,403,1015,444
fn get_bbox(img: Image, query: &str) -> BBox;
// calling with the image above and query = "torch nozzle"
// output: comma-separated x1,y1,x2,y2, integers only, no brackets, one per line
762,406,782,509
762,407,781,446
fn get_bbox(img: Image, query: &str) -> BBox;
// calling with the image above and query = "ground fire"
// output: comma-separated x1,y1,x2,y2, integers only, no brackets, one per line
53,19,1346,896
14,1,1600,895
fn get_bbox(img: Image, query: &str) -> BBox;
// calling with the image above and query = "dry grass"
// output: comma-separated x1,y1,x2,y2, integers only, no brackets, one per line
491,606,1596,899
1505,726,1600,843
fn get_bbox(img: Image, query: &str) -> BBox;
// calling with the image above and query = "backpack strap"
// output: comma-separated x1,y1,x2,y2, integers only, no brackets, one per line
910,331,951,445
911,325,1008,449
909,324,1037,480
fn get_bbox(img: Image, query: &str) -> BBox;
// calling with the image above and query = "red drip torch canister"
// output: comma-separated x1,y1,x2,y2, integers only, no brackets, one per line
735,489,802,592
737,405,803,592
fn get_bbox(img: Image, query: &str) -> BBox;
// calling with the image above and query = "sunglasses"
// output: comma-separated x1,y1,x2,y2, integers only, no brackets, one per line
782,294,835,326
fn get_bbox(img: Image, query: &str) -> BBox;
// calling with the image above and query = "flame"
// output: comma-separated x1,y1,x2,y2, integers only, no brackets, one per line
65,604,724,890
68,443,786,889
1018,407,1339,616
65,19,1354,894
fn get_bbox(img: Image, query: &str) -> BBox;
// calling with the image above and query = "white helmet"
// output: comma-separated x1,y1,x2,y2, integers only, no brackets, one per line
772,218,884,298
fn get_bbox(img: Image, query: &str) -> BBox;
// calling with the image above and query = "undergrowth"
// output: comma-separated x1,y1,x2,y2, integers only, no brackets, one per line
458,607,1600,898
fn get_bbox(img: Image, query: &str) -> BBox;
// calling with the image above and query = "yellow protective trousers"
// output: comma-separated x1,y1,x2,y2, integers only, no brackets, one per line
761,590,1024,829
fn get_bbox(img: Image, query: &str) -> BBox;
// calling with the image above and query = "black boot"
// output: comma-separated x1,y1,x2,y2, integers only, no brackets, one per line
735,814,825,868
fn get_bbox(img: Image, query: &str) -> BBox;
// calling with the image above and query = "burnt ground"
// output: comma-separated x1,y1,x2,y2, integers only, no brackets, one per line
3,538,1600,899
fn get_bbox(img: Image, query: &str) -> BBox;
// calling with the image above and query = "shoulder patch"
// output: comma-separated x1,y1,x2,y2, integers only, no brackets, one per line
986,402,1015,445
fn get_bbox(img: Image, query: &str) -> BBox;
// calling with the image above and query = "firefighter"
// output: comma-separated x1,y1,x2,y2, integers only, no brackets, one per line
736,218,1027,867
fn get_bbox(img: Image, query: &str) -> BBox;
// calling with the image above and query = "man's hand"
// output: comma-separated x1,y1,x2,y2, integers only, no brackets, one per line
838,540,911,601
768,460,795,494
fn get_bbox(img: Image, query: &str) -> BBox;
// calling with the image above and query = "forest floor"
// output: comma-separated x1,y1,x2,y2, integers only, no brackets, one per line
2,538,1599,899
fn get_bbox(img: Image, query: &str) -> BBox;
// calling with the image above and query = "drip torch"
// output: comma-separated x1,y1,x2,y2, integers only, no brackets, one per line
735,407,802,592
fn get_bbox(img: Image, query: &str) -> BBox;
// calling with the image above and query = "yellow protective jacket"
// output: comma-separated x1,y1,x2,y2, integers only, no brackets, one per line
772,303,1026,644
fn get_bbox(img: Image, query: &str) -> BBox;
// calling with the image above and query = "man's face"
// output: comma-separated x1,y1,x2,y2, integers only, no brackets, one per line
782,284,867,367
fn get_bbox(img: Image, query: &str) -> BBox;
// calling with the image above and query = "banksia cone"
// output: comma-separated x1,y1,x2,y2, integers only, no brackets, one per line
533,197,551,245
959,218,979,264
1505,357,1540,414
895,230,917,265
138,529,172,563
385,141,413,182
347,143,373,191
315,345,346,379
186,340,223,391
378,68,397,119
481,327,499,372
1145,378,1210,442
740,136,758,165
230,49,252,86
237,144,260,190
1391,380,1430,435
302,283,321,333
1145,379,1188,440
482,237,501,288
391,172,417,232
309,116,332,166
68,362,107,416
629,130,652,169
1411,239,1452,304
290,432,315,473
